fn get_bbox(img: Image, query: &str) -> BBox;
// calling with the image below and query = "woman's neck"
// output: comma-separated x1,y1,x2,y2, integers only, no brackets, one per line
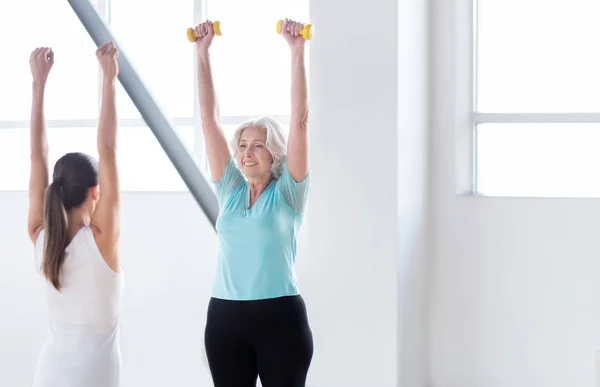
248,175,273,205
67,209,91,238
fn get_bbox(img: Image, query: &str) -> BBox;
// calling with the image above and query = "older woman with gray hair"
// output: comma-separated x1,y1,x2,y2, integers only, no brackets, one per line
193,18,312,387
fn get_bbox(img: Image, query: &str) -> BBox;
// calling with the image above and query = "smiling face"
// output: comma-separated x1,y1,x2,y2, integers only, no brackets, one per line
236,126,274,180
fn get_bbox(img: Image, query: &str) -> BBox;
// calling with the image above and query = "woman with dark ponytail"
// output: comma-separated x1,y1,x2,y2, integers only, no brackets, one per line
28,42,123,387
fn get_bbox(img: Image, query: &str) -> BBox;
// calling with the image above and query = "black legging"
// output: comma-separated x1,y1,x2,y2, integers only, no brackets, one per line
204,295,313,387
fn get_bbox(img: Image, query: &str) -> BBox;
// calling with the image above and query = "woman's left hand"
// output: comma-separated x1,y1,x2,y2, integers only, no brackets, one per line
281,18,306,50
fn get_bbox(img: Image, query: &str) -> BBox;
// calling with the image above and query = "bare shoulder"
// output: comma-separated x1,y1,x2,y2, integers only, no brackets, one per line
90,223,120,273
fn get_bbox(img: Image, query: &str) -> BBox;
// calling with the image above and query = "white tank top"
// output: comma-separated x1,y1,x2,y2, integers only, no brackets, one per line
32,226,123,387
35,226,123,327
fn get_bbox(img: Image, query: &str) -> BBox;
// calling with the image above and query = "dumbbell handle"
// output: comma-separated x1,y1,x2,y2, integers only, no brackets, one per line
187,21,222,43
276,20,313,40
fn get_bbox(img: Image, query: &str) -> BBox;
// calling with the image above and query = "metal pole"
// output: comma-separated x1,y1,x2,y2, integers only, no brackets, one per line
66,0,219,229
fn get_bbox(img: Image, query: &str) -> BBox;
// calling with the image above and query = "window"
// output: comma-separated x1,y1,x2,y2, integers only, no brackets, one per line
0,0,307,191
0,0,99,120
0,126,193,191
109,0,195,119
203,0,308,174
0,0,194,191
474,0,600,197
206,0,309,118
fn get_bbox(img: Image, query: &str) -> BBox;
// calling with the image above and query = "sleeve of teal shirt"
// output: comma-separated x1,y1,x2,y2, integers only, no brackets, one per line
276,161,310,212
212,157,244,208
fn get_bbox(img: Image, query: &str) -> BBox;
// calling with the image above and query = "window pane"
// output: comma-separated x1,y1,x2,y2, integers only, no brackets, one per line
0,0,100,120
110,0,195,118
0,126,194,191
47,127,99,168
476,123,600,197
116,126,195,191
206,0,309,116
476,0,600,112
0,128,98,191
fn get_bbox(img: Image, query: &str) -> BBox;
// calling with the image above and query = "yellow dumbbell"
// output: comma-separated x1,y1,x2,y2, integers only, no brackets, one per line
187,21,222,43
276,19,313,40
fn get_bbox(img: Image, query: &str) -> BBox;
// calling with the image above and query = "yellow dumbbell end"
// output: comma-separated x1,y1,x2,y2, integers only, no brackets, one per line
187,21,222,43
301,24,313,40
213,21,222,36
186,28,197,43
276,20,313,40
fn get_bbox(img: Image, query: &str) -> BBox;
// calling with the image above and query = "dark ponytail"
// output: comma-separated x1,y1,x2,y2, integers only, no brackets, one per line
42,179,69,290
42,152,99,290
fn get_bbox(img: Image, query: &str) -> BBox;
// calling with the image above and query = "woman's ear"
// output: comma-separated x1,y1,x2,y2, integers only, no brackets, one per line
91,185,100,201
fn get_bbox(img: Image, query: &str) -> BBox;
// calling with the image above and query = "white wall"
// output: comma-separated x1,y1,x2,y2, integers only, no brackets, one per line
430,0,600,386
307,0,430,386
306,0,399,382
0,0,433,386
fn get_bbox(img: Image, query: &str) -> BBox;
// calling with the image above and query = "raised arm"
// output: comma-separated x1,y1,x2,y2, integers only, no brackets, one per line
27,47,54,245
282,19,309,182
194,20,231,182
90,42,120,271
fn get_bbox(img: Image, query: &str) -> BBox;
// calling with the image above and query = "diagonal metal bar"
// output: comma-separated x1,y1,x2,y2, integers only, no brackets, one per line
66,0,218,229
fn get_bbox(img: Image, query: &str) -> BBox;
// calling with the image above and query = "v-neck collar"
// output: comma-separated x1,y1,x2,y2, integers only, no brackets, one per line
245,179,275,211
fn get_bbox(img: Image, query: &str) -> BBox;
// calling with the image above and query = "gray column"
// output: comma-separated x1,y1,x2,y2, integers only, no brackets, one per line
66,0,219,229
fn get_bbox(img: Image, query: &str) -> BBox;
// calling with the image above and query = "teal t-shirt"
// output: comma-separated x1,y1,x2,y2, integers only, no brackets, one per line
211,157,309,300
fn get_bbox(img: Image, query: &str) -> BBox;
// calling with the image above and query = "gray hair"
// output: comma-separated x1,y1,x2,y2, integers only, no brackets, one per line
230,116,287,179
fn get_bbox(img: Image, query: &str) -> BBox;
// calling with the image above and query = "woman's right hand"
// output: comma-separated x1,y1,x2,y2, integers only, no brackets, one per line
194,20,216,54
29,47,54,85
96,41,119,81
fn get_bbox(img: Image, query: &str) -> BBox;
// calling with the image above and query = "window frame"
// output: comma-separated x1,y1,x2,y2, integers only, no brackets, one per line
0,0,293,192
468,0,600,197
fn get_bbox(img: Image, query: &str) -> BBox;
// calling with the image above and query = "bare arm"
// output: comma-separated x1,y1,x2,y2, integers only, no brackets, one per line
195,21,230,182
27,48,54,245
90,42,120,271
282,20,309,182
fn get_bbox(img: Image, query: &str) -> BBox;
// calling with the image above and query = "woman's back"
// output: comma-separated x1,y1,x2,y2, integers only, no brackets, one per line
35,227,123,327
31,228,123,387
